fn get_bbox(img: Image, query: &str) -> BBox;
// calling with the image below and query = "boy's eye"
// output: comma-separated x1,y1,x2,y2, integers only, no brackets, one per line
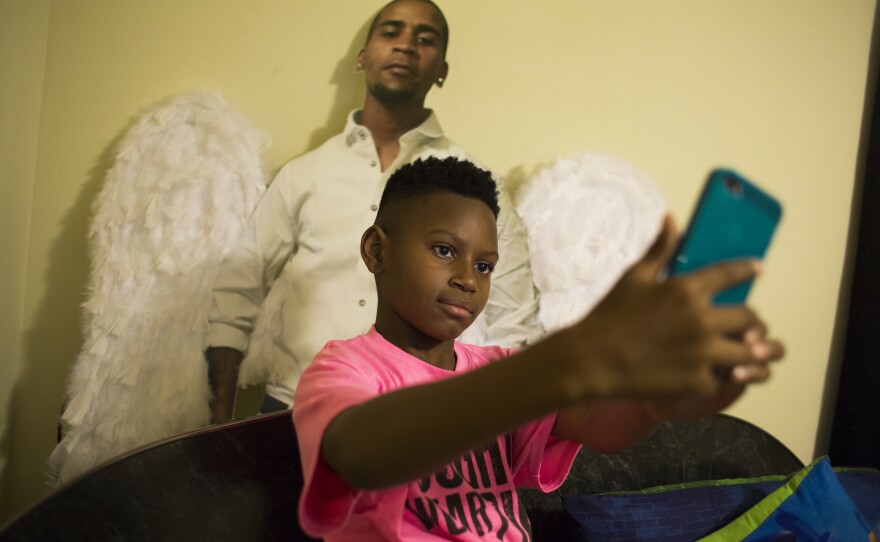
416,35,435,46
476,262,494,275
432,245,453,258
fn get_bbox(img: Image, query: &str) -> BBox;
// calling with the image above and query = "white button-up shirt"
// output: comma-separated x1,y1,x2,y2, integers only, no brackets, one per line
206,111,539,404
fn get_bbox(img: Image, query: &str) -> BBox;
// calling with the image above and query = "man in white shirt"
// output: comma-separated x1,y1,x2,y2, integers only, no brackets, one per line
205,0,539,422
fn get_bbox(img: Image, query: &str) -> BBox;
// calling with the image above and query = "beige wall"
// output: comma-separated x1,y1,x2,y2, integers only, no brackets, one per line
0,0,50,520
1,0,875,523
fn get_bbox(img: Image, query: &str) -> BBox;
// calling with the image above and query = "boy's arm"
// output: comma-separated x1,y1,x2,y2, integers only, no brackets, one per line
553,319,779,452
322,335,577,490
552,380,751,454
322,218,784,489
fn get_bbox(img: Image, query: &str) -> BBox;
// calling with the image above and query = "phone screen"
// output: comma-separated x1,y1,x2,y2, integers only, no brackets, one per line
667,169,782,304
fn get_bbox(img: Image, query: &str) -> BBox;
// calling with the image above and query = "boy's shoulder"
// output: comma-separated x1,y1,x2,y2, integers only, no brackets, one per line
313,330,383,363
313,330,517,374
454,341,517,370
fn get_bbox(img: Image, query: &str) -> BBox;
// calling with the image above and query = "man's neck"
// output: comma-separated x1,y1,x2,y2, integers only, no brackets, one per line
359,95,431,171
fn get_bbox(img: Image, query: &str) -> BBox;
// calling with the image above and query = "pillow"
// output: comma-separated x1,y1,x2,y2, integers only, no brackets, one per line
563,476,785,541
562,457,879,542
836,468,880,535
700,457,874,541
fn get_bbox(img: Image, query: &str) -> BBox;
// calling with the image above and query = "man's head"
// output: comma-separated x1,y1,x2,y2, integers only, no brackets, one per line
357,0,450,106
365,0,449,53
362,157,499,343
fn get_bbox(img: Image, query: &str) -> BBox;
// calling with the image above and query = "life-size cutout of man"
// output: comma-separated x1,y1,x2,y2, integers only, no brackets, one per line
204,0,540,422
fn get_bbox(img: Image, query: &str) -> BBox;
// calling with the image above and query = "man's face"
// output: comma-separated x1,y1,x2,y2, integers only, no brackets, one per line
358,0,449,106
375,193,498,346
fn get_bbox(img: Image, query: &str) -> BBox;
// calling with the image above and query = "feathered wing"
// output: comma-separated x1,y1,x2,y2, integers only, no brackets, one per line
48,92,268,485
238,256,307,391
515,153,666,336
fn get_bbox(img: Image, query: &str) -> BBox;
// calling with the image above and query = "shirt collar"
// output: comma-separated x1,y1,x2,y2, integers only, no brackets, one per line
344,109,444,147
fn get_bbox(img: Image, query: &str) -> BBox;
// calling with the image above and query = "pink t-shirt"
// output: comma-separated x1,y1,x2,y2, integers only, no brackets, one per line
293,327,581,541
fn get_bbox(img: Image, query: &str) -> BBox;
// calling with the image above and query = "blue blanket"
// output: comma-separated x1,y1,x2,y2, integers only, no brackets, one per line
563,457,879,541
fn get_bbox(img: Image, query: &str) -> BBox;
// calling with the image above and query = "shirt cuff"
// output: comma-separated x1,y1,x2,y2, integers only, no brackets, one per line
204,322,251,353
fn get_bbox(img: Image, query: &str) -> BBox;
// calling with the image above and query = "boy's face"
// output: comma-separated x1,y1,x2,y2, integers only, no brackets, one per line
373,193,498,347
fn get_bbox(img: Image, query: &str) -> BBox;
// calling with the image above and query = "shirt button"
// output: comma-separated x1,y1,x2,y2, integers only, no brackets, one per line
358,299,366,307
370,204,378,212
370,160,377,167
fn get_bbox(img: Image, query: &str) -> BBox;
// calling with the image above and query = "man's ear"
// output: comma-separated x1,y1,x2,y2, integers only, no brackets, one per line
436,61,449,87
361,225,387,275
356,49,366,71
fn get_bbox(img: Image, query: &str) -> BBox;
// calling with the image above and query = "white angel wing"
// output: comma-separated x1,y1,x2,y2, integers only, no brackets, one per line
515,153,666,336
49,92,268,484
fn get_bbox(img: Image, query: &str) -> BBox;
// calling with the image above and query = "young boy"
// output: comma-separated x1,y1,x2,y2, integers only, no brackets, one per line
293,157,783,541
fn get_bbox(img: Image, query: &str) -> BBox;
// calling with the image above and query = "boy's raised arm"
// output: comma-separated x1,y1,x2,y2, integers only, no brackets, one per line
553,217,783,451
321,217,784,490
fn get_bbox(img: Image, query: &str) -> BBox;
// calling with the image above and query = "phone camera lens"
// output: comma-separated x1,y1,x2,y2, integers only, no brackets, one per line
724,178,744,198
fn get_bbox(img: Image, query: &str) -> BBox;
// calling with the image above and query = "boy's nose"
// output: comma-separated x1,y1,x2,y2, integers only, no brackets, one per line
450,264,477,292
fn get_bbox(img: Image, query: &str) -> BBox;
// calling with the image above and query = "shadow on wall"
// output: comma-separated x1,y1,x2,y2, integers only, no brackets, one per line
304,17,370,160
503,158,560,199
0,388,13,519
6,119,136,523
813,0,880,460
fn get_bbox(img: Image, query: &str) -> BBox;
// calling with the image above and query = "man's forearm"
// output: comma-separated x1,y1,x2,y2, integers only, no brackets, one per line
206,347,244,424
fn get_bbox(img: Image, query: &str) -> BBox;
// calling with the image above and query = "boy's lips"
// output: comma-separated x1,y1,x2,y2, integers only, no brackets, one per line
439,298,475,318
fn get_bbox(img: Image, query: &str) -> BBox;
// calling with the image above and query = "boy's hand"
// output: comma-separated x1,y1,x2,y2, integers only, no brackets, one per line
565,215,784,402
643,322,783,421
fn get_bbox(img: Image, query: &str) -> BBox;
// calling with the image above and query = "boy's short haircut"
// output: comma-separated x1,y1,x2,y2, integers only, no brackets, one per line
375,156,499,233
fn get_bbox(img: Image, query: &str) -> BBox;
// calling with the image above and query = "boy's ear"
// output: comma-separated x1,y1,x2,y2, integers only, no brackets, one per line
361,225,387,274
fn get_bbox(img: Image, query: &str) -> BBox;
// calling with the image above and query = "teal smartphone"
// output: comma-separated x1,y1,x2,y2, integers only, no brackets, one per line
667,168,782,304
